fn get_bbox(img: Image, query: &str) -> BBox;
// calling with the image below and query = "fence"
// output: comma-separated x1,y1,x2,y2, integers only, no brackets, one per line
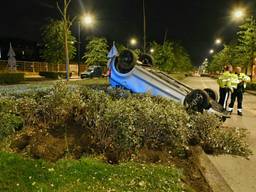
0,60,88,75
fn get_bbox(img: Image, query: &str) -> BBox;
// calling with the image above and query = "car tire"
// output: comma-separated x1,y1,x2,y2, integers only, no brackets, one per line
115,50,137,74
139,53,154,66
204,88,218,102
184,89,210,112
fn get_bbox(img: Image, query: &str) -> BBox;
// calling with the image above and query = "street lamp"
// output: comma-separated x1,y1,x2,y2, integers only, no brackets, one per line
78,14,95,76
231,7,246,21
150,48,154,53
82,14,94,26
209,49,214,54
130,38,138,47
215,38,222,45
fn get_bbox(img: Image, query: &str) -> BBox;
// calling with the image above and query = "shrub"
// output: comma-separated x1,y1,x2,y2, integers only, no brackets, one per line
0,113,23,140
189,113,252,157
4,82,251,162
0,72,24,84
0,97,24,140
39,71,72,79
96,93,190,161
246,82,256,90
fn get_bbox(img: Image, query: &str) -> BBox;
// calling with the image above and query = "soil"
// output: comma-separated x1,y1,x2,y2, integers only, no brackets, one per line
10,126,212,192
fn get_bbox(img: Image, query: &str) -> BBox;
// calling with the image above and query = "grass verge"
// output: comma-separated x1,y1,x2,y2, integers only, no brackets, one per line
0,152,192,192
169,73,186,81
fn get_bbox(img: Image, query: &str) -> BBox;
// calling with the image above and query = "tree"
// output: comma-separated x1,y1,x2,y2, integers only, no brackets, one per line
151,41,192,73
56,0,74,80
208,45,235,73
115,43,127,53
207,43,247,73
236,16,256,78
83,37,108,66
173,44,193,72
41,20,76,65
151,41,175,73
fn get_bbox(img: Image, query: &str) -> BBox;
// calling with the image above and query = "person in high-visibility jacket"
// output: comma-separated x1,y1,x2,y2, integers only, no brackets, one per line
227,67,250,116
217,65,233,109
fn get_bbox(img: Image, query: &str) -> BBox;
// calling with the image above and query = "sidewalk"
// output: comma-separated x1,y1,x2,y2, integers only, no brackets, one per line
183,77,256,192
246,89,256,96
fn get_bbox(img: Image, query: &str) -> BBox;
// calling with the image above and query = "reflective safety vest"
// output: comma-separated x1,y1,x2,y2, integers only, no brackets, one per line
230,73,240,89
237,73,250,89
217,71,232,88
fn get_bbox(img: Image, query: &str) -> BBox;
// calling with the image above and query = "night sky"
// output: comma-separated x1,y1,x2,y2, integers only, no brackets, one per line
0,0,256,64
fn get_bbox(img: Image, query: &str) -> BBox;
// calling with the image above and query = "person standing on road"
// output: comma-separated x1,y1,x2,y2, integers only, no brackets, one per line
227,67,250,116
217,65,233,110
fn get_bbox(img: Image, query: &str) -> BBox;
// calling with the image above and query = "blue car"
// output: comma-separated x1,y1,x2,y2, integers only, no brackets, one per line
108,49,228,118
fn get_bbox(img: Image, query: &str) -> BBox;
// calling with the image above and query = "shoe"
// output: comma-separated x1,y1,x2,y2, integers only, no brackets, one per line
237,111,243,116
227,107,233,115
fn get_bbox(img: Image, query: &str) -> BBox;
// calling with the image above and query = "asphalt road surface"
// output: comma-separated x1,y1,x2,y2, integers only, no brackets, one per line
183,76,256,192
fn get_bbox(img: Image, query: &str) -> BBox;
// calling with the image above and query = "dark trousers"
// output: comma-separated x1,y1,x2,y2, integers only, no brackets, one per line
228,89,243,110
218,87,230,109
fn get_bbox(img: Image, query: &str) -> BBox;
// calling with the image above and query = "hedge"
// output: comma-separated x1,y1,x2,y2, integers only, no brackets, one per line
39,72,72,79
246,82,256,90
0,72,25,84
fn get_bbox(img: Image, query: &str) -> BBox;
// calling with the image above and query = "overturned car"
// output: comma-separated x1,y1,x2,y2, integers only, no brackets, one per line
108,49,229,119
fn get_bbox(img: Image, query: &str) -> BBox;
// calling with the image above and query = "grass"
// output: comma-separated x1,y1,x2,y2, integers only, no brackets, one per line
169,73,186,81
0,152,190,192
69,78,108,86
0,78,109,95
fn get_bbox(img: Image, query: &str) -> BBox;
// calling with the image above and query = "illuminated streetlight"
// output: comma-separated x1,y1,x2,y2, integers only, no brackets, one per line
130,38,138,46
82,14,95,26
215,38,222,45
150,48,154,53
231,7,246,21
78,13,95,75
209,49,214,54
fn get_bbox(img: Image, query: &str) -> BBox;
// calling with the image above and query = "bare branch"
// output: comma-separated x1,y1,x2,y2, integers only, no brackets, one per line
68,16,77,29
67,0,72,8
57,2,64,18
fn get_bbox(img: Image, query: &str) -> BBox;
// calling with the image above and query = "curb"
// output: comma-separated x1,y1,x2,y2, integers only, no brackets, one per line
245,90,256,96
191,146,233,192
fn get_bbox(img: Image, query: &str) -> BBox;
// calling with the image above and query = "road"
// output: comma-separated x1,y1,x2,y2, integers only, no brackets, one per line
183,76,256,192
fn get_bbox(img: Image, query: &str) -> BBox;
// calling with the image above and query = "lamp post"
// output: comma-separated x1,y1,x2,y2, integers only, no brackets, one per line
142,0,146,53
78,21,81,76
77,14,94,76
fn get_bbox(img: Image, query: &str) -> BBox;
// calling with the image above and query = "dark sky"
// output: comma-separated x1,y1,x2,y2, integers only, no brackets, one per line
0,0,255,64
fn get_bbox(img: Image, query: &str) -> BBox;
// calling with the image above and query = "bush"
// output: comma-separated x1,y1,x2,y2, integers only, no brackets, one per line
189,113,252,157
0,113,23,140
0,72,24,84
4,82,251,162
0,97,23,140
246,82,256,90
101,95,190,160
39,71,72,79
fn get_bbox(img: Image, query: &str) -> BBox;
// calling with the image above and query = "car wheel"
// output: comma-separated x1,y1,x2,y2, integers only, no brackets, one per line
115,50,137,74
184,89,210,112
139,53,154,66
204,88,218,102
